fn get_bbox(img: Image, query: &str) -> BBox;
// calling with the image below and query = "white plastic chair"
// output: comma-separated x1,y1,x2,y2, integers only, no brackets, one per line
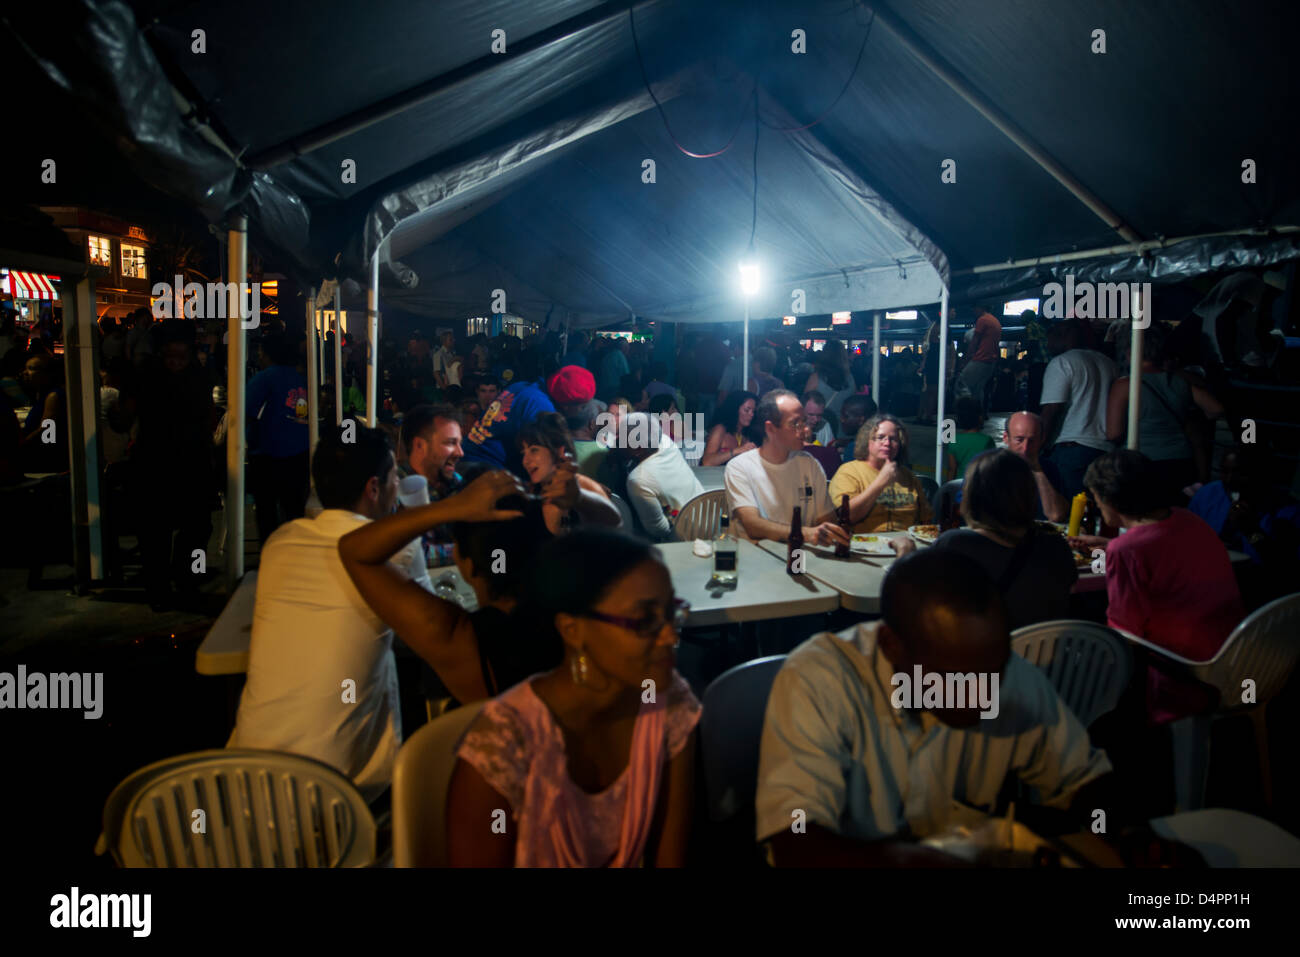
699,656,787,823
95,749,376,867
607,491,639,535
1010,620,1133,728
1115,593,1300,811
392,703,484,867
673,489,727,542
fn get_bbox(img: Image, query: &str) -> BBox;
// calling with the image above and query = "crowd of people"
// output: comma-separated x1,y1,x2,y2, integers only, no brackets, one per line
3,272,1297,866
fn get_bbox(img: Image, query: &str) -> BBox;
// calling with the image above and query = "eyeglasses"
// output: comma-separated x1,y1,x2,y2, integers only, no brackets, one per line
583,598,690,637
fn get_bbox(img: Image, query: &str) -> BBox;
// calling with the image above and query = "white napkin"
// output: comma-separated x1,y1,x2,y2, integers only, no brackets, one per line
692,539,713,558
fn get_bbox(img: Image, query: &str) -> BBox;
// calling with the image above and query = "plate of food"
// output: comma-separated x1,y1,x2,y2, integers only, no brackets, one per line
1073,547,1100,570
852,534,896,555
908,524,941,545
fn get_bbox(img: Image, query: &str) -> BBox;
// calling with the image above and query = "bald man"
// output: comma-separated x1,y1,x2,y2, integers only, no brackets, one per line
756,549,1112,866
1003,411,1069,523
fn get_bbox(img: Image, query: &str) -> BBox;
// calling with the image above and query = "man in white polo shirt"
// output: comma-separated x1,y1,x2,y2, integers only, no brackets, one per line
621,412,704,541
228,425,420,804
724,389,850,547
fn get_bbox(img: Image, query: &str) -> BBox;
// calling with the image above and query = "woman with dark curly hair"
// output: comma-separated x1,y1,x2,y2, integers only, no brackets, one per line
701,389,758,466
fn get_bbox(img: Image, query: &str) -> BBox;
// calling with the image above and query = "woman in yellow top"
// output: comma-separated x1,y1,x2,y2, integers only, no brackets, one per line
828,413,934,532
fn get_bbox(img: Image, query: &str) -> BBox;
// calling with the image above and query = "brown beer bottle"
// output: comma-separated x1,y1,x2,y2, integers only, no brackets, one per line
835,494,852,558
787,506,804,575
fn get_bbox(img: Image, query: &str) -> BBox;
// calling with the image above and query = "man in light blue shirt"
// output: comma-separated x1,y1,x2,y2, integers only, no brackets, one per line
757,549,1114,865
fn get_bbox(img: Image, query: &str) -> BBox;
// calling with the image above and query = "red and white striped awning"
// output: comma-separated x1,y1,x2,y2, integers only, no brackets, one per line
2,270,60,300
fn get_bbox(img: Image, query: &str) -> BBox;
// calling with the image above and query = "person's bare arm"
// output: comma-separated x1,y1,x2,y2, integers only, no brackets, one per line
1105,378,1128,444
767,823,971,868
447,759,517,867
1188,382,1224,420
701,424,731,466
732,505,848,546
1032,467,1069,523
1040,403,1063,444
338,472,524,701
646,731,696,867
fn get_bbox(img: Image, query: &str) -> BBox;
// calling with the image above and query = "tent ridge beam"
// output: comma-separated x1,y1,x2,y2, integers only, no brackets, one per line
867,1,1141,245
248,0,644,169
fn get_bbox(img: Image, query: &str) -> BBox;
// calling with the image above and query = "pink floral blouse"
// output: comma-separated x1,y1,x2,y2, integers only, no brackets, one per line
456,670,701,867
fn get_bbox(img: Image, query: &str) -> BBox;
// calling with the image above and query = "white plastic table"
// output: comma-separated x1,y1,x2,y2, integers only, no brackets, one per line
195,570,259,675
655,540,839,627
194,566,479,675
1150,808,1300,866
753,533,908,613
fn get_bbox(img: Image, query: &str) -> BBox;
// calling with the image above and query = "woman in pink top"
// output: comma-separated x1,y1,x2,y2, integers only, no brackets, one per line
1074,450,1244,723
449,527,701,866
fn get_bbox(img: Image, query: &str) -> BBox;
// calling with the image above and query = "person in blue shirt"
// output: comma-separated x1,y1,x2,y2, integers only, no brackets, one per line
461,375,556,477
247,334,311,546
1189,445,1300,606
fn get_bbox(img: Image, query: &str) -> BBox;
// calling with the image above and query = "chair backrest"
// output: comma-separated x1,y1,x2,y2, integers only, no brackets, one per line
699,655,787,822
1193,592,1300,710
96,749,376,867
392,703,485,867
918,475,939,507
608,491,640,536
673,488,727,542
1011,620,1133,727
934,478,963,523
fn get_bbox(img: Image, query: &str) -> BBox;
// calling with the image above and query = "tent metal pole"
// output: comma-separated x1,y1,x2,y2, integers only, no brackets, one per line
1127,287,1144,451
868,1,1139,245
367,253,379,428
334,288,343,426
958,226,1300,276
225,213,248,591
871,311,881,407
936,287,949,482
306,288,319,485
63,274,103,588
742,302,750,392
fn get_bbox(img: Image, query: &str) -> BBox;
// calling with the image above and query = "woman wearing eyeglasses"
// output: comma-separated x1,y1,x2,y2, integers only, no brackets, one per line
449,527,700,867
828,413,933,533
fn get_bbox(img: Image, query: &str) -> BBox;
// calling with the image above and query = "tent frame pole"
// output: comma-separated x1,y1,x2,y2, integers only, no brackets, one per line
306,288,319,486
935,287,949,482
742,302,750,393
334,288,343,426
868,1,1139,245
225,213,248,591
871,311,881,408
1127,287,1144,451
367,253,380,428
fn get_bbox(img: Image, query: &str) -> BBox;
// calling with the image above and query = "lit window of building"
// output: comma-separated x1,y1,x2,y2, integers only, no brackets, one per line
120,243,147,279
88,236,112,267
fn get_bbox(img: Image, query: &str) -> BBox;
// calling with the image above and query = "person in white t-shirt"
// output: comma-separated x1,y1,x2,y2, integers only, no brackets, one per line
432,330,460,389
724,389,850,547
621,412,705,541
228,425,422,803
1040,321,1117,498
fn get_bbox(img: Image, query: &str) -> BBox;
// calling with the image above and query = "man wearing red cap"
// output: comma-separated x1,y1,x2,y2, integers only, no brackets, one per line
547,365,597,417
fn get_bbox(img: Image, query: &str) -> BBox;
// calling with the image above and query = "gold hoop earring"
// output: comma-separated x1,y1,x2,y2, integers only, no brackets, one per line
570,652,589,687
